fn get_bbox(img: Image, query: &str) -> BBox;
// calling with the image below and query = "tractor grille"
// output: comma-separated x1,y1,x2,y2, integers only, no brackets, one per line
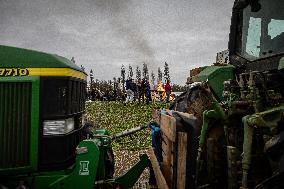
0,82,32,169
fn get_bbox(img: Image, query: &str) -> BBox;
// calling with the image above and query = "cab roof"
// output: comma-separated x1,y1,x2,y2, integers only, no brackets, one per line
0,45,83,72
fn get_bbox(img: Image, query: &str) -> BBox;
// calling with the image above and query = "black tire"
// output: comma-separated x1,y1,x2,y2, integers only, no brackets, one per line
171,86,212,122
172,86,228,188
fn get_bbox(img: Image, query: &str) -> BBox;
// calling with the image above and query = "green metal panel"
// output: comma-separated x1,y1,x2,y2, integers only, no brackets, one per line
0,76,39,175
93,129,112,180
192,65,235,100
32,140,101,189
95,128,110,136
0,45,82,71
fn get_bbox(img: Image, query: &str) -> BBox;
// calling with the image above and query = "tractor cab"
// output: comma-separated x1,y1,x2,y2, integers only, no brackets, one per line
229,0,284,71
228,0,284,101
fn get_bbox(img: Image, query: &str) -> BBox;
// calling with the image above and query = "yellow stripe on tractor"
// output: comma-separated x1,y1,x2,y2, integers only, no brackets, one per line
0,68,87,80
28,68,87,80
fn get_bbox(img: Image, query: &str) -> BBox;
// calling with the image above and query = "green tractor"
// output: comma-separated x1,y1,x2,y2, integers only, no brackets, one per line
172,0,284,188
0,45,149,189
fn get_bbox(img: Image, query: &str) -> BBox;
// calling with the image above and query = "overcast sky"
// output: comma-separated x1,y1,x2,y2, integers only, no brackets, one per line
0,0,234,84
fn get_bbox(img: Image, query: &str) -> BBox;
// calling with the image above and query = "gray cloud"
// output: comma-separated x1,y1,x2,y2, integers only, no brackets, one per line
0,0,234,84
97,0,155,58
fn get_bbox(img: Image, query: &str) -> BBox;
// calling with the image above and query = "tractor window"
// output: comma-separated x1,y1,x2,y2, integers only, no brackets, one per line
268,19,284,39
237,0,284,61
245,17,261,58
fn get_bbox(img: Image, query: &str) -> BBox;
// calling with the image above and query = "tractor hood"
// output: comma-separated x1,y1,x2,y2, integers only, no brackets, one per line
191,65,235,100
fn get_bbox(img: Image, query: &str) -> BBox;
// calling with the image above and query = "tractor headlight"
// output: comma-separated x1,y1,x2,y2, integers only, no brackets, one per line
43,118,75,135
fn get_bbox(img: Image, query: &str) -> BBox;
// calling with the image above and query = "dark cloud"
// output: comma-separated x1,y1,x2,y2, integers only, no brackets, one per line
93,0,156,62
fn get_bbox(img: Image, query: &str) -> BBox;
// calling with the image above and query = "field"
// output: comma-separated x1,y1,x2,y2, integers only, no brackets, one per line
85,101,169,180
86,101,169,150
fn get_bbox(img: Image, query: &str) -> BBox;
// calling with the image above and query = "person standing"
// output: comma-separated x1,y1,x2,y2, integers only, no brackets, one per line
140,79,146,103
165,80,171,103
131,79,138,101
145,81,152,104
125,78,134,103
125,78,133,103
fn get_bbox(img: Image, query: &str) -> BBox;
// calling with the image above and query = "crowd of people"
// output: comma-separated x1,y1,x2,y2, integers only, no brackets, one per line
125,78,172,103
125,78,152,103
87,78,172,103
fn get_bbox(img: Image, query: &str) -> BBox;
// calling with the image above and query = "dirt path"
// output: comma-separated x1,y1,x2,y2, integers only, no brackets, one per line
114,150,150,188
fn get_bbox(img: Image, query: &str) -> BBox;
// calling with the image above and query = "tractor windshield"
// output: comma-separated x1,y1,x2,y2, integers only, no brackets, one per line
237,0,284,61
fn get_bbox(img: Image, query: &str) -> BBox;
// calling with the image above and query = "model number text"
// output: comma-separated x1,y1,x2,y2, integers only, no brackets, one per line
0,68,29,77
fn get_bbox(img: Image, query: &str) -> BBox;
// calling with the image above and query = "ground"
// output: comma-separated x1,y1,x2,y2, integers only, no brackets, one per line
114,150,150,188
85,101,169,188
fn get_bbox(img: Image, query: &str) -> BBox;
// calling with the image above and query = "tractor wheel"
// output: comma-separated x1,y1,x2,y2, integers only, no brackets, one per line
171,85,212,122
171,86,228,188
186,87,212,121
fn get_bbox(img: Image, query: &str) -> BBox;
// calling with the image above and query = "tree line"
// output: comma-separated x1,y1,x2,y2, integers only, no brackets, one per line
87,62,186,101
